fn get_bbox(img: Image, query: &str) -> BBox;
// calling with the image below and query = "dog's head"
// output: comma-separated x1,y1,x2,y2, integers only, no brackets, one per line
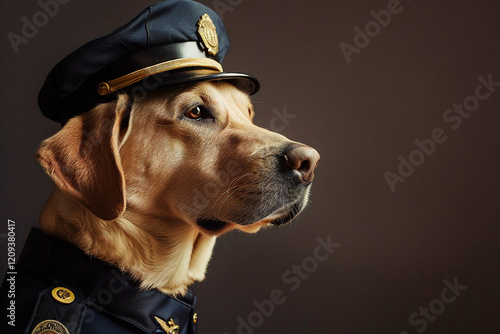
37,81,319,235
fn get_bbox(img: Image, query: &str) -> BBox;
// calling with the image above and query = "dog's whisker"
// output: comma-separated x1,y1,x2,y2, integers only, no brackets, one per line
215,175,254,212
226,173,252,192
250,100,265,105
210,173,253,211
216,184,247,217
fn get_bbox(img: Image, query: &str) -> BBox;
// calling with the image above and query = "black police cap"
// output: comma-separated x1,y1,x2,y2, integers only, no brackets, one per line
38,0,260,124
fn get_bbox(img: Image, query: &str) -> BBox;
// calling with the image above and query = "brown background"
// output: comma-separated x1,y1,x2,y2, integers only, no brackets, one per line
1,0,499,333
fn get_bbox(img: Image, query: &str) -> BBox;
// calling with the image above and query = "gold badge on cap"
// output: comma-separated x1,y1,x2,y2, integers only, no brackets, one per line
197,14,218,56
31,320,70,334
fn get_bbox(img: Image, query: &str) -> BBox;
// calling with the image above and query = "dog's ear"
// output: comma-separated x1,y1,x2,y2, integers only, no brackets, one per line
37,95,130,220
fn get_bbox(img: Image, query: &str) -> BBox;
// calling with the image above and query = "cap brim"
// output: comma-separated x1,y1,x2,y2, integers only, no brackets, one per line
124,68,260,96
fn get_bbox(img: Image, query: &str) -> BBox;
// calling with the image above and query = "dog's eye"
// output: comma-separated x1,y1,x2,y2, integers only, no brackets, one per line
184,105,211,120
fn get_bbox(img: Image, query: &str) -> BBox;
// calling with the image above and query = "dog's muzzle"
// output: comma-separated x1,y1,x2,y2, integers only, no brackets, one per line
267,144,320,226
197,143,320,231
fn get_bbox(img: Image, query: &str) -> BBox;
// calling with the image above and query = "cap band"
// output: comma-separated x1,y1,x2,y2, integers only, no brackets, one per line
97,57,223,95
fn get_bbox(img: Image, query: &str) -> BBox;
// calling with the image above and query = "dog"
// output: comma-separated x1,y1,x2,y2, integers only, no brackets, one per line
37,81,320,296
0,1,319,333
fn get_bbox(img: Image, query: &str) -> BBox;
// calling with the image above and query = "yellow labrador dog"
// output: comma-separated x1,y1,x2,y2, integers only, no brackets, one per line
1,2,320,333
37,81,320,297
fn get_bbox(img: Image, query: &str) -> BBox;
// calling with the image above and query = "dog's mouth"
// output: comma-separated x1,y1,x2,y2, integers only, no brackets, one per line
268,200,304,226
196,188,309,234
196,217,230,232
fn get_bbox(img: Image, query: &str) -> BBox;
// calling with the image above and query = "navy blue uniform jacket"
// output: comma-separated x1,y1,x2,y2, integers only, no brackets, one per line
0,228,198,333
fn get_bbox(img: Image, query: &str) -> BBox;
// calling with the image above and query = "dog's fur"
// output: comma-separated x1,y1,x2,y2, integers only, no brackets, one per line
36,81,318,296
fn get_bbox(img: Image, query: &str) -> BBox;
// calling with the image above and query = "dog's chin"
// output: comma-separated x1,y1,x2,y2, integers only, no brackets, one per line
268,200,305,226
196,187,311,235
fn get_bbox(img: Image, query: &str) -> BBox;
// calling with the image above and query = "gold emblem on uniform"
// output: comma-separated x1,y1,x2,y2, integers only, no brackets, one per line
154,316,180,334
51,287,75,304
31,320,70,334
197,14,218,56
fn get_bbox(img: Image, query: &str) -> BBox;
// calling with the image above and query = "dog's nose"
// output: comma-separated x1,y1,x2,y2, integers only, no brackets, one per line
283,145,320,183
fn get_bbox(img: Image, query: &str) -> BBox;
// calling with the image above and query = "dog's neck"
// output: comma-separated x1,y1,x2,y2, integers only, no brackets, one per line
39,187,216,296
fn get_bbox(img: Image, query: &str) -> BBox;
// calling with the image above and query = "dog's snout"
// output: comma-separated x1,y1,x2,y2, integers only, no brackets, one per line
283,145,320,183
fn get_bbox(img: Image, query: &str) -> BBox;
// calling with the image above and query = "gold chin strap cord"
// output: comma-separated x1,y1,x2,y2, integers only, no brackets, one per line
97,57,223,96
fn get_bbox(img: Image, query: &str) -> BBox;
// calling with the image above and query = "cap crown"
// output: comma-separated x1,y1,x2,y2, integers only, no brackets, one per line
39,0,234,123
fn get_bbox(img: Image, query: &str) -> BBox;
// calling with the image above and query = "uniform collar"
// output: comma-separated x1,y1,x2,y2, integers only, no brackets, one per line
18,228,197,334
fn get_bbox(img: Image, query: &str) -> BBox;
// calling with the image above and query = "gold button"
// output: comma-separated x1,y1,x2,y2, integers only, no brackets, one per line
97,82,110,95
193,313,198,324
51,287,75,304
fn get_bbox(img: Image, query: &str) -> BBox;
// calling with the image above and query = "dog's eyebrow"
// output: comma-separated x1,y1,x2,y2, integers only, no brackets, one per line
175,91,212,113
199,93,213,104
